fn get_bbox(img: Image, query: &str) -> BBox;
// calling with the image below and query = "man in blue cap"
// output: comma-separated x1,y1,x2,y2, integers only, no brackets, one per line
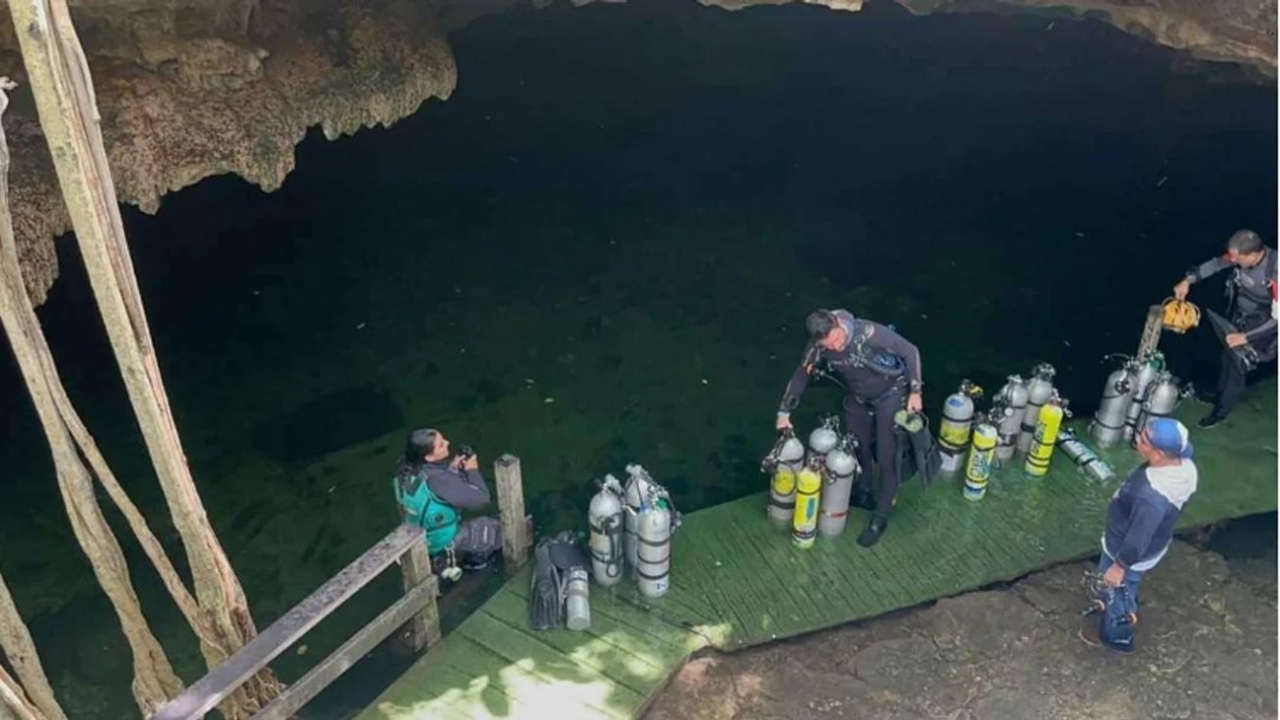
1081,417,1198,653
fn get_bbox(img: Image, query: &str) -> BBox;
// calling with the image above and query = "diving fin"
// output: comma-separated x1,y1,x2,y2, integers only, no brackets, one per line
1205,308,1260,373
529,538,564,631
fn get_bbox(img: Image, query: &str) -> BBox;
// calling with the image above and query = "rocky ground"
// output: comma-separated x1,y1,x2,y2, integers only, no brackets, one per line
646,540,1277,720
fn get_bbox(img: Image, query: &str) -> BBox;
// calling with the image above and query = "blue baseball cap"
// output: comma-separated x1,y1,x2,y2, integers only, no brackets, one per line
1144,418,1194,460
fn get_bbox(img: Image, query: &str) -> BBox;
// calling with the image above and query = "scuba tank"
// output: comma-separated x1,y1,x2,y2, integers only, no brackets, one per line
993,375,1028,463
763,431,806,530
1056,428,1115,484
938,380,982,474
623,463,681,597
1089,354,1137,449
1137,371,1188,437
1122,351,1164,442
1024,392,1069,479
564,567,591,630
818,434,860,537
807,415,840,462
1017,364,1057,455
962,412,999,501
792,455,822,549
635,500,673,598
588,475,625,587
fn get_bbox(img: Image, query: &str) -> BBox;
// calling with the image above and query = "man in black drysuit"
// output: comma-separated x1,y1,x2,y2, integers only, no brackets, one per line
1172,229,1277,429
775,309,924,547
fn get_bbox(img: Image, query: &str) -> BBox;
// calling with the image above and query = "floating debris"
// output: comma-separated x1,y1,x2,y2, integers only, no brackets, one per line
356,322,366,330
1157,175,1169,188
543,397,555,404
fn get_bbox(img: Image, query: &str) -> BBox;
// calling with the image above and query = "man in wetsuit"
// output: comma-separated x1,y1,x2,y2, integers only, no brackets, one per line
776,309,924,547
1172,229,1277,429
393,428,502,577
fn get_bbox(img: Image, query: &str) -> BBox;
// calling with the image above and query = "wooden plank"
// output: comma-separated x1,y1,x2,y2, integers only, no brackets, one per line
153,524,423,720
398,538,440,651
494,455,530,570
252,575,439,720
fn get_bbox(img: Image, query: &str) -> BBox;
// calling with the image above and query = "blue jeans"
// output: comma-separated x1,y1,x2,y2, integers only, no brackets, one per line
1096,553,1145,651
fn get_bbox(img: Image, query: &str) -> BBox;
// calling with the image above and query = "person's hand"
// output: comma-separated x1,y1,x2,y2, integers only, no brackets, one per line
1226,332,1248,348
776,415,792,432
452,453,479,471
1103,562,1126,587
907,392,923,414
1173,278,1191,301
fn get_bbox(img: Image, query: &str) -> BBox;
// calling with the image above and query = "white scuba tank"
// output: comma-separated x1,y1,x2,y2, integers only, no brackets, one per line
993,375,1028,463
938,380,981,473
818,435,860,537
588,475,625,586
766,432,806,529
634,495,673,598
1122,352,1163,441
1017,364,1056,455
808,416,840,461
1138,371,1182,436
623,463,662,571
623,463,680,597
1090,355,1135,449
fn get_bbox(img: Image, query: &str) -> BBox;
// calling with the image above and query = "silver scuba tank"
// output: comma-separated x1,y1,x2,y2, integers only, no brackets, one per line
588,475,625,587
1017,364,1057,455
765,432,806,529
807,415,840,462
623,463,679,598
938,380,981,474
634,495,673,598
1056,428,1115,484
818,434,860,538
564,567,591,630
623,463,662,572
993,375,1028,462
1122,352,1164,441
1089,355,1136,449
1138,371,1182,436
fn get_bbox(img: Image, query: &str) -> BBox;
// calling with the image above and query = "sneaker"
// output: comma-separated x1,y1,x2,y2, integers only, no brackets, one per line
1197,411,1227,430
1079,624,1135,653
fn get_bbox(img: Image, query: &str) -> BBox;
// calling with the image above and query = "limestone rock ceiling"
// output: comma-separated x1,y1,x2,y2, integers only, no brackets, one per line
0,0,1273,304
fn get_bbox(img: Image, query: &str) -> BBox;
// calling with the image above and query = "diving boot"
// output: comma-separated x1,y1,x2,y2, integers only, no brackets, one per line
857,515,888,548
1197,409,1227,430
850,485,874,511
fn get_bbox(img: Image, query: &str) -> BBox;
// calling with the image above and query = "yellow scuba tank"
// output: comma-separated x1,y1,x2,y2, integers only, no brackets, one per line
764,431,805,529
770,466,797,529
1024,393,1069,479
792,459,822,549
962,413,998,501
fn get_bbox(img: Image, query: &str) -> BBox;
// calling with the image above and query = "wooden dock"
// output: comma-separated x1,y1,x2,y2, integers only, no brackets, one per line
358,380,1277,720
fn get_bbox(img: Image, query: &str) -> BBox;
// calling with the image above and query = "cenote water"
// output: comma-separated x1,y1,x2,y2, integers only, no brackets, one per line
0,1,1274,717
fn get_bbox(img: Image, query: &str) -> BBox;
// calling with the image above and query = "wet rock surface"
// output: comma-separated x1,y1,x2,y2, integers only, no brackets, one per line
646,541,1277,720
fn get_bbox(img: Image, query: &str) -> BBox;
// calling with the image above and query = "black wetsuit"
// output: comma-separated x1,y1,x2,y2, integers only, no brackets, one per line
1186,247,1277,415
778,310,924,520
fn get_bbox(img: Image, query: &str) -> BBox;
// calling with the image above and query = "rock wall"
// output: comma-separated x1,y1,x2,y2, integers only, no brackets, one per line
0,0,1272,304
0,0,457,304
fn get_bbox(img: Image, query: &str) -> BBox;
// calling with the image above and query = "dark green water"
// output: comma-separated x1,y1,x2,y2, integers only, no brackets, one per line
0,1,1274,717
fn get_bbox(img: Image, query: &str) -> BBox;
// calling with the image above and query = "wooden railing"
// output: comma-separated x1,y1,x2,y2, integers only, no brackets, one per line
151,454,531,720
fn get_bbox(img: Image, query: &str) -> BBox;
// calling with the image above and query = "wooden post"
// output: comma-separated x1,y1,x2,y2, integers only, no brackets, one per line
397,539,440,651
1137,304,1163,359
494,454,530,570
